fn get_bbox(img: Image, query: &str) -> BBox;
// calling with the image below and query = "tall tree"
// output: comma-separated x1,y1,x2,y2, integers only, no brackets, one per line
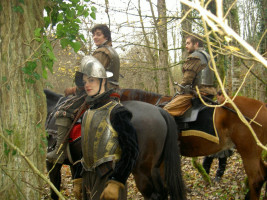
0,0,92,198
147,0,169,94
0,1,46,198
156,0,170,95
228,1,241,93
181,3,192,60
257,0,267,101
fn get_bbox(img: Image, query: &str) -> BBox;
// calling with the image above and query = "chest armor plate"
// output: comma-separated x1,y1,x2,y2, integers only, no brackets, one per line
192,50,214,86
81,101,121,171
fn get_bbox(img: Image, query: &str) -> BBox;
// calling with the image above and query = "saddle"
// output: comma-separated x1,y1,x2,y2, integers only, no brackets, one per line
181,98,206,122
175,98,206,129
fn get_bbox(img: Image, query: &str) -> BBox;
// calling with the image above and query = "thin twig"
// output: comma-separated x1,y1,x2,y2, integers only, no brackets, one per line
0,132,66,200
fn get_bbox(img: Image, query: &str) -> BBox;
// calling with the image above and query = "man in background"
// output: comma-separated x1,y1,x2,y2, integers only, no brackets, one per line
164,34,216,117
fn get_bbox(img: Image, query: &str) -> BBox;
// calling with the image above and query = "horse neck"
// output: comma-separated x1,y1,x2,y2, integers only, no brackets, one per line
233,96,267,119
119,89,163,104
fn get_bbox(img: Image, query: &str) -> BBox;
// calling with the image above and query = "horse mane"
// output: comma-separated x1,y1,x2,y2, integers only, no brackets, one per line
119,88,163,101
44,89,64,115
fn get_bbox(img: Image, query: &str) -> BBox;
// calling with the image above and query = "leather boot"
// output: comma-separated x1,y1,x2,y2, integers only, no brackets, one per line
47,117,72,164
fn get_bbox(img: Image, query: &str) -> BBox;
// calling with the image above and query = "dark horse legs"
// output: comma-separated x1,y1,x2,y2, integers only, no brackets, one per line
46,161,62,200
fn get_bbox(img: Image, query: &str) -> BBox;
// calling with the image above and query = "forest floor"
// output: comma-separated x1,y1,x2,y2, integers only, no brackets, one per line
43,150,267,200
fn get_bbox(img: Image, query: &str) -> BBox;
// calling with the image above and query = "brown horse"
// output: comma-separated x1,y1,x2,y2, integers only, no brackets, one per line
119,88,172,107
119,88,267,200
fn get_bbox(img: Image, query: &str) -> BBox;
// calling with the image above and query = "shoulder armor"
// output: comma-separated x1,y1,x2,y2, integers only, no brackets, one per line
189,50,210,65
95,45,120,86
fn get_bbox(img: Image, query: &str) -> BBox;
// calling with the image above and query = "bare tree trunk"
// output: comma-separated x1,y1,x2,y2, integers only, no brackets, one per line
229,4,241,93
181,4,192,60
0,0,46,199
258,0,267,102
157,0,169,95
147,0,169,95
138,0,159,92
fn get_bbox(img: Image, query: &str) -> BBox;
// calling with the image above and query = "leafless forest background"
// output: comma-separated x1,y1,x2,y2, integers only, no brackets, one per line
47,0,266,102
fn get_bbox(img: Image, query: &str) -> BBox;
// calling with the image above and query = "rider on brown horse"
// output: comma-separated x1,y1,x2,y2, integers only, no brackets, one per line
163,34,216,117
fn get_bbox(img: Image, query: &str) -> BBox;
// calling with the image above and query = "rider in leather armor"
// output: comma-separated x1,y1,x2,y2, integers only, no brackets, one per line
76,56,138,200
64,24,120,96
163,34,216,117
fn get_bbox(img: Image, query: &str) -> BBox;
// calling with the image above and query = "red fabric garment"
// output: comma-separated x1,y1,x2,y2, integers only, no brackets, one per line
69,124,81,142
110,93,120,99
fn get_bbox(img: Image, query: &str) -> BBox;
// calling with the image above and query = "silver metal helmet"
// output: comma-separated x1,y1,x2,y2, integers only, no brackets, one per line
80,55,113,78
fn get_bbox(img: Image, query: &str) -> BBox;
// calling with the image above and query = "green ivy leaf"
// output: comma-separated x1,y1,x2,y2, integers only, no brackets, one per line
34,28,41,37
47,51,56,61
79,34,86,42
60,38,70,49
25,78,36,84
83,10,89,18
12,150,17,156
42,68,48,79
22,61,37,75
2,76,7,81
33,72,41,80
44,16,50,28
91,6,97,12
90,11,96,20
4,143,10,156
57,13,64,22
56,23,65,38
70,0,79,4
39,144,45,155
71,41,81,53
44,36,53,51
5,129,13,136
12,6,24,13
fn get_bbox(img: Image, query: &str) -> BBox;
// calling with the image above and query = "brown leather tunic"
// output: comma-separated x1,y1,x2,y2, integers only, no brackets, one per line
93,41,120,89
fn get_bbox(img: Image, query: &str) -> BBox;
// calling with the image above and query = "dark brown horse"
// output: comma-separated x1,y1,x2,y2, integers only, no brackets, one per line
119,88,172,107
44,90,186,200
119,88,267,200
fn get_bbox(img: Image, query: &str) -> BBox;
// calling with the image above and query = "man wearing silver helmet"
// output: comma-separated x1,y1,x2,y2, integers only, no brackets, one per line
76,56,138,200
47,56,138,200
164,34,216,116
